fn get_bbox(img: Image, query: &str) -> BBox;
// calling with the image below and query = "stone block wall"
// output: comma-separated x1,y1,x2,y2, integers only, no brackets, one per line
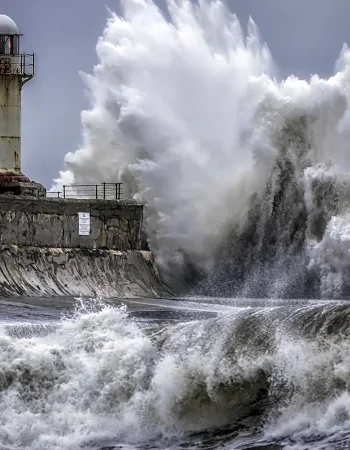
0,196,143,250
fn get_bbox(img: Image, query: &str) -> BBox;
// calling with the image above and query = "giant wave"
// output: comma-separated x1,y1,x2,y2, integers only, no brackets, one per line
53,0,350,297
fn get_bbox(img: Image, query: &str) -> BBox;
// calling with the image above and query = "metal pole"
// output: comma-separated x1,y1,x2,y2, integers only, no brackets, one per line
103,182,106,199
63,185,66,198
95,185,98,199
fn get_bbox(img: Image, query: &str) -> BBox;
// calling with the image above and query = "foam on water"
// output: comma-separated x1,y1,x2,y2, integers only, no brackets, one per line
31,2,350,447
2,300,350,449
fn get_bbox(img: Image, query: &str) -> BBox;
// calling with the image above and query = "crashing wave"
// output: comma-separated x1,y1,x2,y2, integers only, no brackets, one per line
53,0,350,297
3,300,350,448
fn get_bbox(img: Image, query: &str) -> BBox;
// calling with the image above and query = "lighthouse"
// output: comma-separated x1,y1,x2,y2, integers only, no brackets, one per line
0,14,44,196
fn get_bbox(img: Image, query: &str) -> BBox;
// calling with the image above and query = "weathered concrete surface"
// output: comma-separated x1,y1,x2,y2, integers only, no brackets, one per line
0,196,143,250
0,246,171,298
0,180,46,197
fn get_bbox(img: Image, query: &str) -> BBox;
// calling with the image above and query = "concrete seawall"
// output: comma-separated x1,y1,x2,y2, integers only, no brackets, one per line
0,246,171,298
0,196,143,250
0,195,170,298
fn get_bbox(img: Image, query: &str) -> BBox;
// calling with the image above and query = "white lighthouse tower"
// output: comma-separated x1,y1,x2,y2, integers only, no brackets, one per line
0,14,44,196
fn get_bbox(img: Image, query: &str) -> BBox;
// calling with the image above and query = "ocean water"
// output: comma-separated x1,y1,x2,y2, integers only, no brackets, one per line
30,1,350,447
2,296,350,450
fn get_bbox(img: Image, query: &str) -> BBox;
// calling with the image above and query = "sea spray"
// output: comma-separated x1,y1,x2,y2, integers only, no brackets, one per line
53,0,350,297
3,300,350,448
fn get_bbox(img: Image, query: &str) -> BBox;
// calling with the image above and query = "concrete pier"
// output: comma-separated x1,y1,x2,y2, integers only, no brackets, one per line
0,246,169,298
0,195,170,298
0,196,143,250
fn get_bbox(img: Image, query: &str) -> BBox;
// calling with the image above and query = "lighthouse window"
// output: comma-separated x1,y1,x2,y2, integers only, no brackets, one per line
11,36,19,54
0,36,18,55
0,36,6,54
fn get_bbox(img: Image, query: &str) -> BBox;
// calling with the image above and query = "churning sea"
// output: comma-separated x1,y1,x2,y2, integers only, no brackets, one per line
1,296,350,450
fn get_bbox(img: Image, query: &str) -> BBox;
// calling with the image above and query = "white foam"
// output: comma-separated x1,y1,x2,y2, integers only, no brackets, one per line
2,301,350,448
51,1,350,290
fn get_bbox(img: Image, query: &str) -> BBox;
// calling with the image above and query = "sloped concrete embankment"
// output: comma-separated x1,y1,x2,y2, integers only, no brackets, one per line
0,246,171,298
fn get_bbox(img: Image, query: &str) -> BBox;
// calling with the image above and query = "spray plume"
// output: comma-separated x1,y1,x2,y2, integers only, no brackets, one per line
53,0,350,296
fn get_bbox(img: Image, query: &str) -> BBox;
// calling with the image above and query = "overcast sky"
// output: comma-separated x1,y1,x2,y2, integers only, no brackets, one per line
2,0,350,188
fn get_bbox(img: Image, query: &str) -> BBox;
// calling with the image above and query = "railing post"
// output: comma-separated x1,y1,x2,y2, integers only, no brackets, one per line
103,182,106,200
63,185,66,199
95,185,98,199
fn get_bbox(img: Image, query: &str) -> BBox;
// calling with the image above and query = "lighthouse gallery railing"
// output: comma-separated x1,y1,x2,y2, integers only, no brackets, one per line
0,53,34,76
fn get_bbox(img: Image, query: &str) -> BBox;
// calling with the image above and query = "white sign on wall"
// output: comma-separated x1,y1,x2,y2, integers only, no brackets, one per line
78,212,90,236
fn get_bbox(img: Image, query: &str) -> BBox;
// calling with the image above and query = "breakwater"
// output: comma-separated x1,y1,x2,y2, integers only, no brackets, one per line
0,246,169,297
0,195,142,250
0,195,169,297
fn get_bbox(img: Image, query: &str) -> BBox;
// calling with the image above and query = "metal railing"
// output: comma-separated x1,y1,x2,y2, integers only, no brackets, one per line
47,183,123,200
0,53,35,77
